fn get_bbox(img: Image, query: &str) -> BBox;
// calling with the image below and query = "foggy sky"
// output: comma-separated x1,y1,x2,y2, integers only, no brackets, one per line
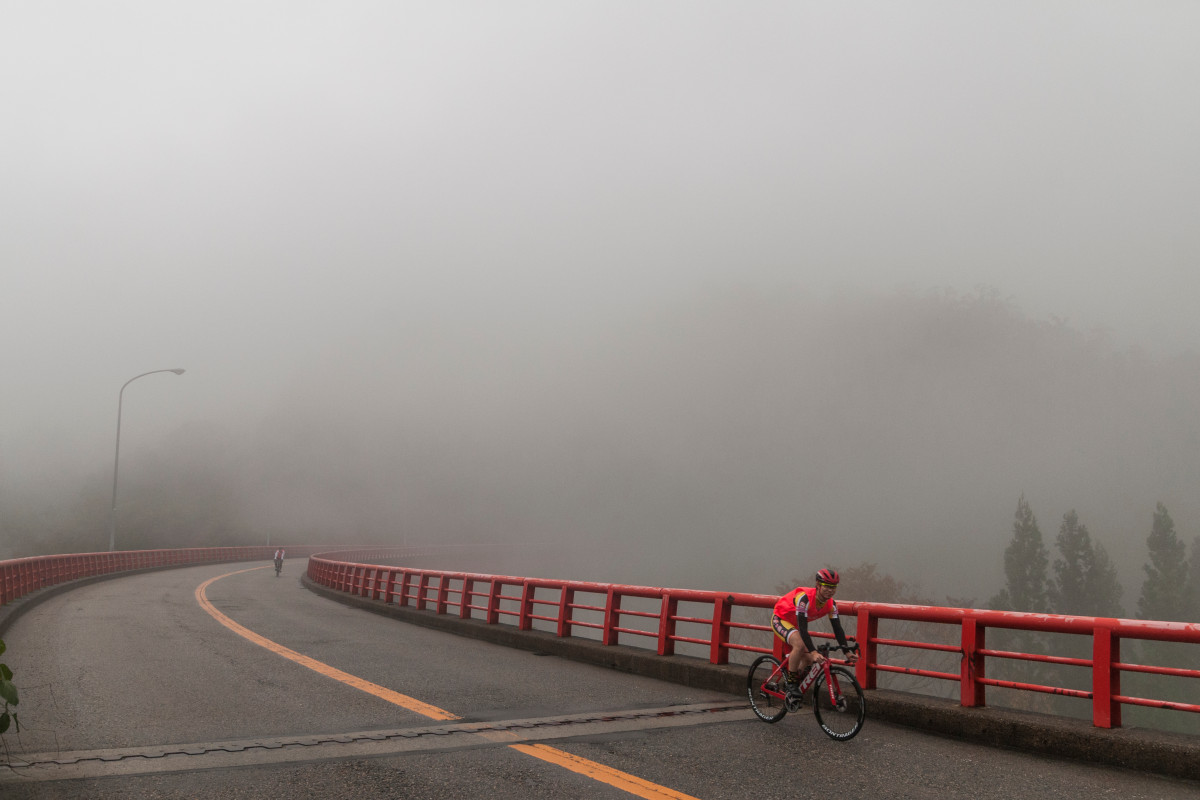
4,4,1200,601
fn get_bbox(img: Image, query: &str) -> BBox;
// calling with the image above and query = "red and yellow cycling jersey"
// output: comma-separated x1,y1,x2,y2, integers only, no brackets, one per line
773,586,838,627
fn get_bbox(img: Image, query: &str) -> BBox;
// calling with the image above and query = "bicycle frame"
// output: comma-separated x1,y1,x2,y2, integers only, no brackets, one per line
759,649,845,708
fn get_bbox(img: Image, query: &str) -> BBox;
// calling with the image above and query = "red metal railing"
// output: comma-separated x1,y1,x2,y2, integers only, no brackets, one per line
0,546,333,608
852,603,1200,728
308,553,1200,730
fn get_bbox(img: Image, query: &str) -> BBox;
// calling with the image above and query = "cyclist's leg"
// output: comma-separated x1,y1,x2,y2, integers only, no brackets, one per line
771,615,793,654
785,629,812,675
772,615,807,677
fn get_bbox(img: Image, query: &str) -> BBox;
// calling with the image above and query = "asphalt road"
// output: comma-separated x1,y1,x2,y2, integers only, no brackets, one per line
2,562,1196,799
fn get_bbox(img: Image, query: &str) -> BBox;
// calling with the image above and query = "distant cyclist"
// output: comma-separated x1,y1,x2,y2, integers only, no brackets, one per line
273,548,285,576
772,568,855,691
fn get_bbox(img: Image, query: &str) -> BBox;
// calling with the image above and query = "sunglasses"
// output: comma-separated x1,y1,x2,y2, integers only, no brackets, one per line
817,582,838,589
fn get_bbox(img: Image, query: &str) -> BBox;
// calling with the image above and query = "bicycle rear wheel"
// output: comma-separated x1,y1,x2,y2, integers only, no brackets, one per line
812,665,865,740
747,655,788,723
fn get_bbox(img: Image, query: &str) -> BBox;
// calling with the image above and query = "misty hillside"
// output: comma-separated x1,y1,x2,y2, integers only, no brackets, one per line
7,287,1197,608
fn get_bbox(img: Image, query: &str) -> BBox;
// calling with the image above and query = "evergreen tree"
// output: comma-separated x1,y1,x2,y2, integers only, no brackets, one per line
988,495,1049,612
1086,542,1124,618
1137,502,1190,622
1049,510,1091,614
985,496,1053,714
1187,536,1200,622
1049,510,1123,617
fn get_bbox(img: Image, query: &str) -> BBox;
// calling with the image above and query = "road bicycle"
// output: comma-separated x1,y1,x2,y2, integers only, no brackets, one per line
274,558,283,577
747,642,866,740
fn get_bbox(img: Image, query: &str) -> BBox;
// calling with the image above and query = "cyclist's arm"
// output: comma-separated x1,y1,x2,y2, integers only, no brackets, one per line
795,617,817,652
792,594,818,651
831,616,850,649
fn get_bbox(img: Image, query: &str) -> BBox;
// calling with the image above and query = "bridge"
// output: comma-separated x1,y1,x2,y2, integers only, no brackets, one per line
1,547,1197,799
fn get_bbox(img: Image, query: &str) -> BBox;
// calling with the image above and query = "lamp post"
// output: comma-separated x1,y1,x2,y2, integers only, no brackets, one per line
108,368,186,552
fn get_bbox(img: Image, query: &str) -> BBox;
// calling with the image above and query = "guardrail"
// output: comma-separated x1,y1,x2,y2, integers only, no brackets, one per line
0,546,332,608
308,553,1200,730
0,543,511,610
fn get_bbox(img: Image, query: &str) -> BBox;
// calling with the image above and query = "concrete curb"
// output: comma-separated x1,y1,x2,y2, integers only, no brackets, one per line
303,574,1200,783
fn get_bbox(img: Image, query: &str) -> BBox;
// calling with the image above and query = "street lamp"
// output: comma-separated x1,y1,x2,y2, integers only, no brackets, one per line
108,368,186,551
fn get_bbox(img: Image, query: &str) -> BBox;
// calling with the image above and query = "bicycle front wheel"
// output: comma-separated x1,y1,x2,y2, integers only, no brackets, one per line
747,655,788,723
812,665,865,740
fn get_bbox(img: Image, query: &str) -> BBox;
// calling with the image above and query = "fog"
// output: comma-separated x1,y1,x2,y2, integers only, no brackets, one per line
3,4,1200,607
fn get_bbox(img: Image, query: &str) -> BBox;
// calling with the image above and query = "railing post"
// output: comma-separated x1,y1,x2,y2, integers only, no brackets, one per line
417,574,431,611
961,615,986,707
399,571,412,607
710,595,731,665
487,579,502,624
384,569,397,604
519,581,535,631
856,607,878,689
657,593,677,656
436,574,450,614
603,588,621,646
557,586,575,637
1092,624,1121,728
460,577,474,619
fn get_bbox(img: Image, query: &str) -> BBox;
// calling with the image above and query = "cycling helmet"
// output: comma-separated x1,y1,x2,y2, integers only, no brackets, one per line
815,568,840,586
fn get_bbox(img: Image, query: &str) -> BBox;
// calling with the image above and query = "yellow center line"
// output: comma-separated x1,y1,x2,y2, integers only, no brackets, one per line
195,567,457,721
512,743,701,800
197,566,704,800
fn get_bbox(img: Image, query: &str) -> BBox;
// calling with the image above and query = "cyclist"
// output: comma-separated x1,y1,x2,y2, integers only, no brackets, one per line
273,548,285,575
772,568,856,692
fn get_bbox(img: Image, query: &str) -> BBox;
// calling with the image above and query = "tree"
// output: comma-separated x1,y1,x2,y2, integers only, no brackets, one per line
1049,510,1123,617
1087,542,1124,618
989,495,1049,612
1050,510,1090,614
1187,536,1200,622
985,497,1063,715
1126,507,1194,733
1137,502,1191,622
837,562,923,604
